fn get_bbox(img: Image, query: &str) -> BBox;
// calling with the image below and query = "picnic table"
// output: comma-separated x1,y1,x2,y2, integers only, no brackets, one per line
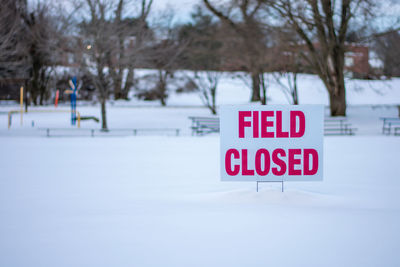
380,117,400,135
324,118,357,136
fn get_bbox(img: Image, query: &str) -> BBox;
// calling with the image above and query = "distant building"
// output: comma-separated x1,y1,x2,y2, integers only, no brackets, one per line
288,43,371,78
344,44,370,78
218,42,371,78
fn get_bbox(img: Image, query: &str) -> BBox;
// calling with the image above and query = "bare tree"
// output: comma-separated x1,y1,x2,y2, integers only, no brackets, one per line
1,0,77,109
79,0,116,130
0,0,66,105
187,71,221,114
145,39,186,106
203,0,269,103
269,0,374,116
0,0,28,95
108,0,153,100
135,10,187,106
271,72,299,104
269,24,305,105
0,0,26,59
78,0,153,130
22,2,61,105
177,6,222,114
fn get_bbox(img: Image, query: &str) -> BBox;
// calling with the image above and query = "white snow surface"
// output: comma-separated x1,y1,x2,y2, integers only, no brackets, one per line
0,73,400,266
0,136,400,267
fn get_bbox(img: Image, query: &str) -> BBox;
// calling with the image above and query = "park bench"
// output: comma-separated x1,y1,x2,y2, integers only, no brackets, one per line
324,118,357,136
40,128,180,137
188,116,220,135
380,117,400,135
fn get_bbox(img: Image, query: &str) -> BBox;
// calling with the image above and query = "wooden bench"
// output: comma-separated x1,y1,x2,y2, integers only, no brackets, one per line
188,116,220,135
40,128,180,137
395,127,400,136
324,118,357,136
380,117,400,135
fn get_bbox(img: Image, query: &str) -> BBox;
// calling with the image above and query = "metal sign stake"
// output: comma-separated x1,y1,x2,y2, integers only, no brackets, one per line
256,181,284,192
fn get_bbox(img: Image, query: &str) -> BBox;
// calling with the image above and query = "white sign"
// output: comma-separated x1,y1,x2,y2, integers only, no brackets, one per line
220,105,323,182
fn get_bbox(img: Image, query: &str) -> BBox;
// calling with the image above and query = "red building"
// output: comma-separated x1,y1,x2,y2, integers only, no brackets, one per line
344,44,370,77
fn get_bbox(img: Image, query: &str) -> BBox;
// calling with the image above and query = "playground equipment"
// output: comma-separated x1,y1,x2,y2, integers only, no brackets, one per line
8,78,81,129
64,77,78,126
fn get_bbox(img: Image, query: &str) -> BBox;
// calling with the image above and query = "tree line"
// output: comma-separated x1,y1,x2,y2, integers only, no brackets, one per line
0,0,399,130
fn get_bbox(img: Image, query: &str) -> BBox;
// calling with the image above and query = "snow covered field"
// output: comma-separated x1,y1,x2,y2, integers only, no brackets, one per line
0,74,399,266
0,104,398,137
0,136,399,267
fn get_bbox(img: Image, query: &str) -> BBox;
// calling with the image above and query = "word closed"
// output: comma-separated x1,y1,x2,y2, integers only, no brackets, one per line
220,105,323,182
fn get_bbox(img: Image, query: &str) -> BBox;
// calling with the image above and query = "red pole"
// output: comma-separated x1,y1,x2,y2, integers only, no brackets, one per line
55,90,59,108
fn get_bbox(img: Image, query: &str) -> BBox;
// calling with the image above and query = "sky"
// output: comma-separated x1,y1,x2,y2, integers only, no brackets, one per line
153,0,198,21
154,0,400,30
28,0,199,23
30,0,399,28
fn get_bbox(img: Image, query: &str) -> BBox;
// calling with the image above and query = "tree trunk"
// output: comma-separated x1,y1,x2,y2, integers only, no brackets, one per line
292,73,298,105
113,78,122,100
259,73,266,105
159,97,165,106
30,89,38,106
211,86,217,114
328,83,346,116
39,84,46,105
158,70,167,106
292,91,299,105
100,99,108,131
39,68,47,105
24,85,29,112
120,68,134,100
30,69,39,106
250,72,261,102
327,50,346,116
39,90,44,105
210,106,217,115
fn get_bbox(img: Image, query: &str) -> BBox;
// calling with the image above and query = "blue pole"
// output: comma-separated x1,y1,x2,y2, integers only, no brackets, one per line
71,76,77,126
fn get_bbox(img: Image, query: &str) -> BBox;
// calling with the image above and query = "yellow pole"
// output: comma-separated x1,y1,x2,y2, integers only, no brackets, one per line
20,86,23,125
77,111,81,128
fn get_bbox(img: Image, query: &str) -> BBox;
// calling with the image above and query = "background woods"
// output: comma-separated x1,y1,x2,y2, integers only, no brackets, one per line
1,0,399,118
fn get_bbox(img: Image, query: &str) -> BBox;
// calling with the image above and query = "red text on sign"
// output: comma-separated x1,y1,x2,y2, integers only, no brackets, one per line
238,110,305,138
225,148,318,176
